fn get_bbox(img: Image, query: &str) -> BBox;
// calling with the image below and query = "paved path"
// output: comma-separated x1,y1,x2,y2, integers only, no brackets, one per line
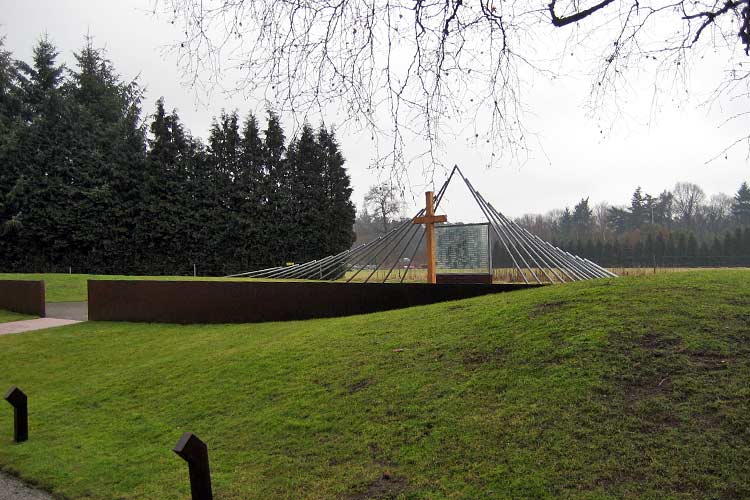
0,318,80,335
0,471,53,500
46,301,88,321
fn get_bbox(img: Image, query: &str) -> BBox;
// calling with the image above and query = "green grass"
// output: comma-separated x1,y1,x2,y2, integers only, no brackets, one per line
0,273,274,303
0,270,749,499
0,309,33,323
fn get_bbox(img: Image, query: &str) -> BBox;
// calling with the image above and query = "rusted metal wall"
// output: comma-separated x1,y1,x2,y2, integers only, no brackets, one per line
89,280,539,324
0,280,45,317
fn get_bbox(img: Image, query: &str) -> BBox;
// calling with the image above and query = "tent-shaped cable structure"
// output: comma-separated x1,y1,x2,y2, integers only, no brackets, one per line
229,166,617,283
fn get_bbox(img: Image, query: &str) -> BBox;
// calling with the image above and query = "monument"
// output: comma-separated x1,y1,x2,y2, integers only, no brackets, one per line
232,165,616,284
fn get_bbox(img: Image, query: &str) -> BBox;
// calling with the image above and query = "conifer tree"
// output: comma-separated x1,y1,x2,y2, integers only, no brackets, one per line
0,37,24,242
207,109,242,269
687,233,699,258
237,113,265,267
630,187,645,228
286,123,324,262
0,35,362,274
67,38,146,270
317,126,356,257
7,36,70,268
723,231,734,257
732,181,750,225
263,111,288,264
572,197,592,238
140,98,190,271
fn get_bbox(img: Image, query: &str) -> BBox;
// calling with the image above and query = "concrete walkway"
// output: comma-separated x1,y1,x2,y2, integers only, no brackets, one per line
0,302,87,335
46,301,88,321
0,471,53,500
0,318,80,335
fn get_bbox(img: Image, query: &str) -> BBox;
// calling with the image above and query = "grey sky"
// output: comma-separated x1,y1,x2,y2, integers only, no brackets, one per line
2,0,747,222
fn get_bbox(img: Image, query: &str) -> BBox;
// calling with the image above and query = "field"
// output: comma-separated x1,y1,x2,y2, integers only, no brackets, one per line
0,270,749,499
0,310,33,323
1,267,718,303
0,273,280,303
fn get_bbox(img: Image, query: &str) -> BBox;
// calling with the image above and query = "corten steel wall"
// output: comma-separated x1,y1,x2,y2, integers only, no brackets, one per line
88,280,540,324
0,280,45,316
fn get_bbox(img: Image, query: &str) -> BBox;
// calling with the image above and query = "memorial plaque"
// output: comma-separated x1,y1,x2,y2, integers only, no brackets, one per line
435,223,490,273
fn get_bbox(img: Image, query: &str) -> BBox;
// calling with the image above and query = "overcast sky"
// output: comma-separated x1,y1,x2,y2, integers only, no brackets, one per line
3,0,748,222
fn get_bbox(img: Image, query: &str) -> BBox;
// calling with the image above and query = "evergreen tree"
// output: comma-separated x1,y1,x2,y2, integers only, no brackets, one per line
677,233,688,257
655,190,673,226
630,187,645,228
665,233,676,258
644,233,655,258
607,206,630,234
286,123,323,262
711,236,723,257
732,181,750,225
207,109,242,270
723,231,734,257
686,233,698,256
263,111,288,264
15,35,65,116
734,227,743,257
66,38,146,269
5,36,70,269
140,98,190,271
655,233,666,260
317,125,356,257
0,37,23,130
1,35,362,275
236,113,265,267
572,197,592,238
0,37,24,241
559,207,572,237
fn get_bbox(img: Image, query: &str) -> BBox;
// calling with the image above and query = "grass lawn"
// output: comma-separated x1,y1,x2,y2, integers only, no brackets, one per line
0,310,34,323
2,269,731,303
0,270,749,499
0,273,270,303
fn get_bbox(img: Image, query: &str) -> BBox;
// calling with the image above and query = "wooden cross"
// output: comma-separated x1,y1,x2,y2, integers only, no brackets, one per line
412,191,447,284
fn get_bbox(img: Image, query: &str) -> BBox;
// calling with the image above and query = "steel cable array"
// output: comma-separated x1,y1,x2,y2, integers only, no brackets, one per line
229,166,617,283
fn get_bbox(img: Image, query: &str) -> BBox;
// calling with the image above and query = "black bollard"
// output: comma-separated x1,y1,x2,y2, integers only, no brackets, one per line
173,432,213,500
4,386,28,443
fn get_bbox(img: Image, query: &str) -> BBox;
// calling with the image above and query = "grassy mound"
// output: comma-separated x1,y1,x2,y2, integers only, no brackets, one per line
0,271,748,499
0,310,33,323
0,273,319,303
0,273,267,303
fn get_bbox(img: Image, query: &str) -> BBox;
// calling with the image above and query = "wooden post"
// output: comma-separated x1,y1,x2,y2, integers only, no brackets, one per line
412,191,447,284
425,191,436,284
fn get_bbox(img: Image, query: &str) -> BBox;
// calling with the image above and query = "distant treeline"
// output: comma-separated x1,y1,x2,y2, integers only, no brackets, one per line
511,183,750,267
0,36,355,275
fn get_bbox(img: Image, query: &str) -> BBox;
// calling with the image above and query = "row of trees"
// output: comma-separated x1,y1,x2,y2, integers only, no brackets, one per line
351,179,750,269
551,227,750,268
0,36,356,274
516,182,750,267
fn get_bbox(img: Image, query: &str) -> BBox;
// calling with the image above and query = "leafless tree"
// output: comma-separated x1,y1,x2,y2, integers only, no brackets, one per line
703,192,734,229
673,181,706,227
593,202,611,240
154,0,750,175
515,213,552,240
364,182,402,233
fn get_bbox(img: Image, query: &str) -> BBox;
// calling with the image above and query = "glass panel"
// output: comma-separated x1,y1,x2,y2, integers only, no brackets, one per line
435,223,490,273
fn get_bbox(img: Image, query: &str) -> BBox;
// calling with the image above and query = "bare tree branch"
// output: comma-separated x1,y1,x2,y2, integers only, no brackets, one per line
152,0,750,178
